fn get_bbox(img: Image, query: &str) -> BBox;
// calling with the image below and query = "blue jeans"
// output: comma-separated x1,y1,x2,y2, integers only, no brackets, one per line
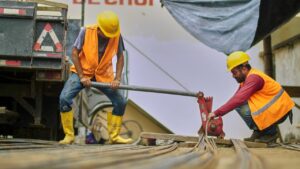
235,102,277,135
59,73,127,116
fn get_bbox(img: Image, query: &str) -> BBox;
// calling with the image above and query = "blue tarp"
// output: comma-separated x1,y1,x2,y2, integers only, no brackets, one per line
162,0,300,54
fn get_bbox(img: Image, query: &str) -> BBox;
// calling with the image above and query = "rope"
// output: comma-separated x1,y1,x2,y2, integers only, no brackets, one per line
123,38,190,92
203,118,217,152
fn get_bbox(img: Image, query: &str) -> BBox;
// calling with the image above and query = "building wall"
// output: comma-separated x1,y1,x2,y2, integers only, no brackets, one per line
271,15,300,141
273,40,300,141
272,17,300,47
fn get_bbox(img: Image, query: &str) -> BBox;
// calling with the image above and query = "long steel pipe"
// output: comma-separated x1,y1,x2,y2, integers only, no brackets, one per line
91,82,200,97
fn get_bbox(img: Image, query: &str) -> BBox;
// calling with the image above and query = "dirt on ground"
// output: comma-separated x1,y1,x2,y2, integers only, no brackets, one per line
216,147,300,169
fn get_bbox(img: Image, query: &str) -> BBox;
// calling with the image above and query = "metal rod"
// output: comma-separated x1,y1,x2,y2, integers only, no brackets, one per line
91,82,199,97
81,0,85,26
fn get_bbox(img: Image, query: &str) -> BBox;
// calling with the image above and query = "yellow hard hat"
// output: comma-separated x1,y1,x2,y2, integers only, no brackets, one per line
97,11,120,38
226,51,250,71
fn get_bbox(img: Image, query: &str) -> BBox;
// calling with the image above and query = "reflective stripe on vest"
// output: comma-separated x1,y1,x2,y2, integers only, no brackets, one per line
252,88,284,116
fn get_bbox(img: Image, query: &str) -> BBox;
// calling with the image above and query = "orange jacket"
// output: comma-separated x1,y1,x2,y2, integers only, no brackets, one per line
241,68,294,130
70,24,120,82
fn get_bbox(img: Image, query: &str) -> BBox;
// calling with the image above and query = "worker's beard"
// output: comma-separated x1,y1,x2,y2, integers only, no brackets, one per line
234,75,246,83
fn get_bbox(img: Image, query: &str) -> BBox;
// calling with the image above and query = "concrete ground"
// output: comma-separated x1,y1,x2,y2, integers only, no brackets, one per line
0,138,299,169
217,147,300,169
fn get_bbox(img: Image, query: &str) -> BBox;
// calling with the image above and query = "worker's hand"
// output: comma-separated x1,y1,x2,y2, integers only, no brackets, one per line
110,79,120,90
80,77,91,88
208,112,216,120
197,91,204,98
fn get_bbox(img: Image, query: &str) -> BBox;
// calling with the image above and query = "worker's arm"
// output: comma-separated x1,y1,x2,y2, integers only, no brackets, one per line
72,27,91,87
72,47,91,87
212,74,264,117
111,35,125,89
72,47,83,78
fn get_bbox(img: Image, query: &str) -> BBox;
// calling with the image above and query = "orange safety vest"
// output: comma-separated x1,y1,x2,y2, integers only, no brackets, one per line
241,68,294,130
70,24,120,82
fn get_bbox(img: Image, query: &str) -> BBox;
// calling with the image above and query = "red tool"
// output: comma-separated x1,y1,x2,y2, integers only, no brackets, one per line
197,96,225,138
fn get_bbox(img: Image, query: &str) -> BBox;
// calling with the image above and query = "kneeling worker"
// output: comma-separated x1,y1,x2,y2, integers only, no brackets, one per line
208,51,294,143
59,11,132,144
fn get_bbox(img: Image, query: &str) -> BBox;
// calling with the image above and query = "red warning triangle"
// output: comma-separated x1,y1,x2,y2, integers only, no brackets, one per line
33,23,62,52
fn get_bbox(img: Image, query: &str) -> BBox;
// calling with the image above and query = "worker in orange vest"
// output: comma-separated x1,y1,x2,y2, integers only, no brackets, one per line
59,11,132,144
208,51,294,143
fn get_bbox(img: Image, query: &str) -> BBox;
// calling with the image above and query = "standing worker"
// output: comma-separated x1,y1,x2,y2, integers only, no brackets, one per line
59,11,132,144
208,51,294,143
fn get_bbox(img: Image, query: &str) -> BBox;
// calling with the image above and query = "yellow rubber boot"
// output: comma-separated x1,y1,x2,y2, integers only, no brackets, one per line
107,111,112,134
59,110,75,144
109,115,133,144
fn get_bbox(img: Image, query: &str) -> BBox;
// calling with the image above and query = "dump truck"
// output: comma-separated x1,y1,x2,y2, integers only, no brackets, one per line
0,0,69,140
0,0,132,141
